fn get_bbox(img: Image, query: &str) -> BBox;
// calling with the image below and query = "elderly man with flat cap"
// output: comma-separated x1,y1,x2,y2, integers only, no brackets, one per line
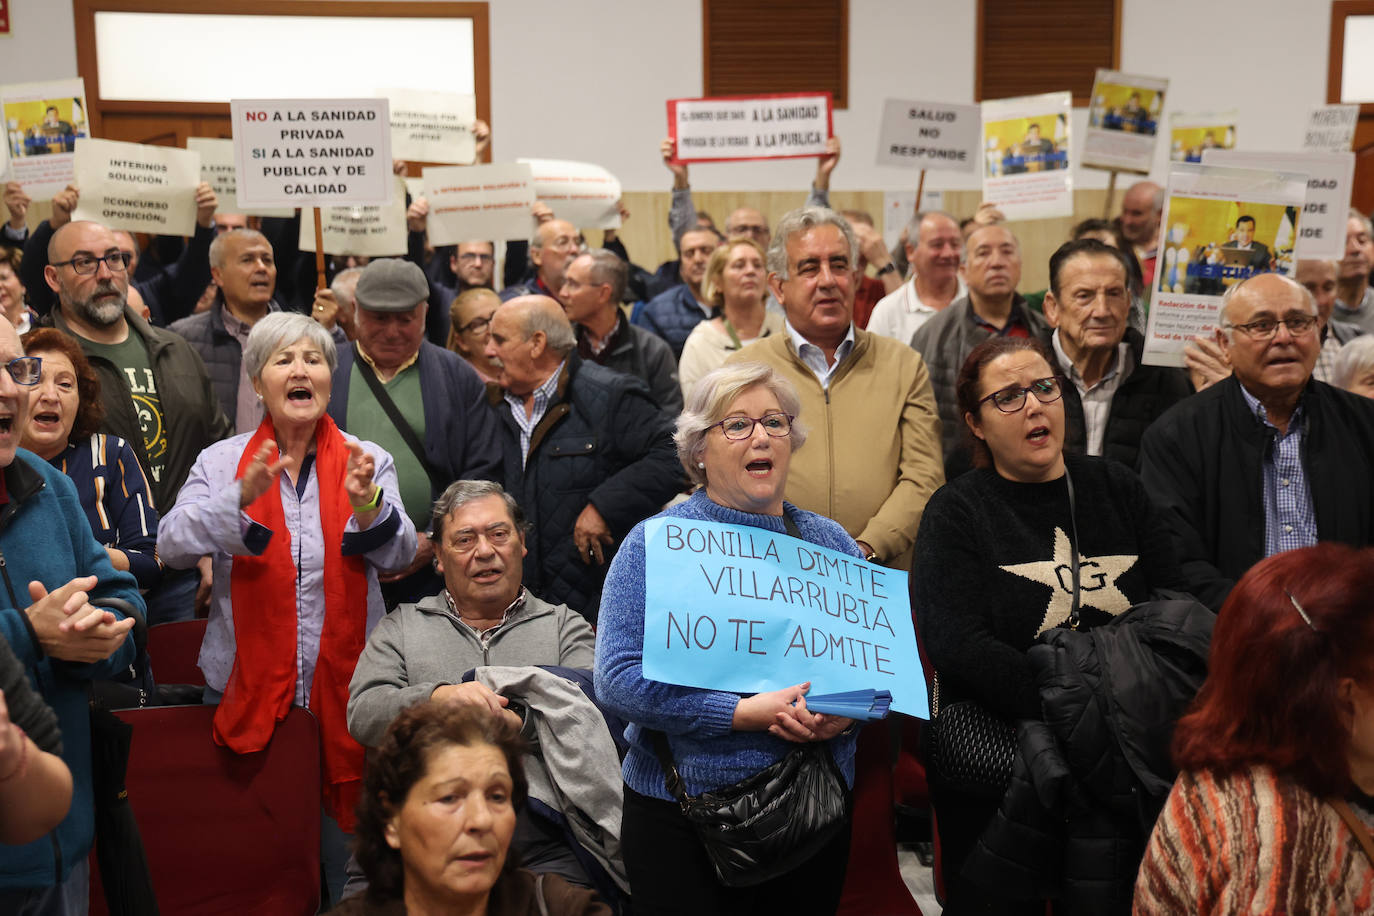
329,258,501,606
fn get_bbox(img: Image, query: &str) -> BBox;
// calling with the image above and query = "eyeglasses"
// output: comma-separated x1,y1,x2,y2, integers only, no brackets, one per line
50,252,132,276
457,252,494,263
710,413,794,440
1225,315,1319,340
978,376,1063,413
457,315,493,335
1,357,42,386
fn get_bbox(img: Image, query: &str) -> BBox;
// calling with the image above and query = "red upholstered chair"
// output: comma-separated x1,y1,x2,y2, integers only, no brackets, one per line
145,619,209,686
89,704,322,916
837,719,923,915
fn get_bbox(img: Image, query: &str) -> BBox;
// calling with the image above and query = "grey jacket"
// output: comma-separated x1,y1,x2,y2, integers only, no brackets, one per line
346,589,595,748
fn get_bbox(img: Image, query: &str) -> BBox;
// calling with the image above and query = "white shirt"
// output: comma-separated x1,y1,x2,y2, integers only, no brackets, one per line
785,320,855,390
1051,331,1132,457
866,275,966,343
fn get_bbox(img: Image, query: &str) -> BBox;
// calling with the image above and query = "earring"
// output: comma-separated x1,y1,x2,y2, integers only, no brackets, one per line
697,462,705,468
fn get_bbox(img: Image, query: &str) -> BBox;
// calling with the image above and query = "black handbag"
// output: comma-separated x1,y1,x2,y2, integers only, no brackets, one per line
650,730,851,887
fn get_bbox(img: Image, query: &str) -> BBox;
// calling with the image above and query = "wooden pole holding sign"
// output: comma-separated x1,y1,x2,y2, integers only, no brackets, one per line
313,207,326,290
1103,170,1118,219
915,170,927,213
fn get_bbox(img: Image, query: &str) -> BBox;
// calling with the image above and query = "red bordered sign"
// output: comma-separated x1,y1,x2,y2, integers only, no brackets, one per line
667,91,833,165
0,1,11,36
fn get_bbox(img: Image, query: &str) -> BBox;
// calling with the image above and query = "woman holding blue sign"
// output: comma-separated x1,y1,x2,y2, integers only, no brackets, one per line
594,362,859,915
912,336,1185,914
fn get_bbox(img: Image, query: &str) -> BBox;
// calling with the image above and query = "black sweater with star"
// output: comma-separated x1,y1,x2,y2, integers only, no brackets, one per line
912,454,1183,721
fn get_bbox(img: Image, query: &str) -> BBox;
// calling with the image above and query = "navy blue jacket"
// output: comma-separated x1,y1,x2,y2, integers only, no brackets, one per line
632,284,711,360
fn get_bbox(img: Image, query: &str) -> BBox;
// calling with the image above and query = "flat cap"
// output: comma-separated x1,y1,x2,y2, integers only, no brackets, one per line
355,258,428,312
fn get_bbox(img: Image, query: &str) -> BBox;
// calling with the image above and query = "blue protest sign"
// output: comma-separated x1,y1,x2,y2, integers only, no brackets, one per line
641,517,929,718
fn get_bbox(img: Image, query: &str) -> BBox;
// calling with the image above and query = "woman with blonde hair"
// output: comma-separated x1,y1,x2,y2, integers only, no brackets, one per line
677,237,785,396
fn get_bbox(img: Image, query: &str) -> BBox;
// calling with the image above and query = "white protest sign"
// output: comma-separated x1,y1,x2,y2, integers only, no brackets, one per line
423,162,535,246
0,78,90,199
881,189,946,252
231,98,392,208
70,138,201,236
1203,149,1354,260
297,175,408,257
981,91,1073,220
1142,164,1307,368
668,92,832,163
1304,104,1359,152
403,177,424,202
1081,70,1168,174
186,137,293,218
876,99,979,172
381,88,476,165
518,158,621,230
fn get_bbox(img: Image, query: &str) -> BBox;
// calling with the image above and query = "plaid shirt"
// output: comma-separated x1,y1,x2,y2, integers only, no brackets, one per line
503,360,565,465
1240,385,1318,556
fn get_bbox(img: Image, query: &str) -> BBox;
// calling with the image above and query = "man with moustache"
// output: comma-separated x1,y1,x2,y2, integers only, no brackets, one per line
867,211,966,343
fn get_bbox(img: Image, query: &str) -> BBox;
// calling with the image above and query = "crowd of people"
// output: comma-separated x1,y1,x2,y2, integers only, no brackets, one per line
0,122,1372,916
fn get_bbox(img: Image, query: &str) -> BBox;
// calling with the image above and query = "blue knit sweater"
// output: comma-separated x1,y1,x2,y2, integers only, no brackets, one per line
594,489,860,801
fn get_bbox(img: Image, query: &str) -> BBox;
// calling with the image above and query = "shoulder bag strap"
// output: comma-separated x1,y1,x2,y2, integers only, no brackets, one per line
1330,798,1374,867
352,353,447,495
1065,467,1082,629
781,506,802,539
650,728,689,801
534,872,551,916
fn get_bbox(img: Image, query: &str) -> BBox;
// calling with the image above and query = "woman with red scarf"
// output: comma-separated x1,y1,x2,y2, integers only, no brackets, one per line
160,311,417,902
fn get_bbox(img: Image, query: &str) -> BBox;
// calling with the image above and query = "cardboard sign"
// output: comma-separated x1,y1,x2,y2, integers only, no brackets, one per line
641,518,927,718
423,162,535,246
1169,112,1237,163
1304,104,1359,153
297,175,408,257
0,78,90,199
1203,149,1355,260
1142,164,1307,368
876,99,979,172
231,97,392,208
70,138,200,236
382,87,476,164
518,158,620,230
186,137,293,218
981,91,1074,220
667,92,833,163
1081,70,1168,174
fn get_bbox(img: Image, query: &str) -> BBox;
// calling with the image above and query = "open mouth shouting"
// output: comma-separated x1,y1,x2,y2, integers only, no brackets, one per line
745,457,774,476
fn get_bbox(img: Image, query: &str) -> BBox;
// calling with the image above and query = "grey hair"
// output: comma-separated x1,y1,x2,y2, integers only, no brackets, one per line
1151,186,1166,213
766,206,859,280
1332,335,1374,391
580,249,627,304
1350,208,1373,239
674,362,807,488
242,311,338,380
520,300,576,355
330,266,363,308
429,479,526,542
959,222,1020,266
209,228,270,270
904,211,958,250
1217,272,1317,342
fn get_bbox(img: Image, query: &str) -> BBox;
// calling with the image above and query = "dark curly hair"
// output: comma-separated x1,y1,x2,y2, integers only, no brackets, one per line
21,328,105,442
954,336,1055,469
353,702,529,904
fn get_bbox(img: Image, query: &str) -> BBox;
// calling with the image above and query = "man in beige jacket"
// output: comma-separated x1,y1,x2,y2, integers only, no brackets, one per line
726,206,944,570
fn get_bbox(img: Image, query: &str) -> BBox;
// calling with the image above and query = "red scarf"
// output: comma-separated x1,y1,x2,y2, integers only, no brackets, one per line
215,414,369,831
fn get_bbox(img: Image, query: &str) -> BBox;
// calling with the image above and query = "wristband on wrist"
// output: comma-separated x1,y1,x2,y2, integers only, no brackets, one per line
351,486,383,513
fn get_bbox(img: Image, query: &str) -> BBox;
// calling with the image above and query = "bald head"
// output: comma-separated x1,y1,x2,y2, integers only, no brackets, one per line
44,221,130,331
725,207,770,248
1120,181,1163,247
531,219,579,293
486,295,576,397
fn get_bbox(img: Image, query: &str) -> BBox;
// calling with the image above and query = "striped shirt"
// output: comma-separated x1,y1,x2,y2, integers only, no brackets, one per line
1239,385,1318,556
52,433,163,589
503,360,566,464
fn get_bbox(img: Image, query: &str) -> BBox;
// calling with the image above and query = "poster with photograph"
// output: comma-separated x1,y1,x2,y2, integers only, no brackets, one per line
1142,164,1307,368
1203,149,1355,260
981,91,1073,220
1081,70,1167,173
1169,112,1237,163
0,78,90,199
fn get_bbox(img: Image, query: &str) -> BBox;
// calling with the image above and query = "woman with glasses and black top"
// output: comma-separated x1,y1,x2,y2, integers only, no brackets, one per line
912,335,1184,914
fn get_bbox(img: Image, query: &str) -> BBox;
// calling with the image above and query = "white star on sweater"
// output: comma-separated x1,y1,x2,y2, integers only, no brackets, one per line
999,527,1139,635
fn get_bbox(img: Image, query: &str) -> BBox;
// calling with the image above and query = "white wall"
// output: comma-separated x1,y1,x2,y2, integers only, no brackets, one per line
0,0,1337,191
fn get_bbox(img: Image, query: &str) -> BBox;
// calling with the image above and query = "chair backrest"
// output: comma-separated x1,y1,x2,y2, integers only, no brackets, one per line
145,619,208,686
89,704,321,916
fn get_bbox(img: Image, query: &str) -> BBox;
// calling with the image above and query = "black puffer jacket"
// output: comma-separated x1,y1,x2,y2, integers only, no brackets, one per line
488,354,684,622
965,597,1214,916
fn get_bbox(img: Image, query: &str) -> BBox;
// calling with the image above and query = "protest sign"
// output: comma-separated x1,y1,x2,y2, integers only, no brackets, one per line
186,137,293,218
876,99,978,172
1081,70,1168,174
667,92,832,164
423,162,535,246
1203,149,1354,260
1304,104,1359,152
231,98,392,208
981,92,1073,220
640,518,928,718
297,175,408,257
1142,164,1307,368
0,78,90,199
70,138,200,236
518,158,620,230
381,87,476,164
1169,112,1237,163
